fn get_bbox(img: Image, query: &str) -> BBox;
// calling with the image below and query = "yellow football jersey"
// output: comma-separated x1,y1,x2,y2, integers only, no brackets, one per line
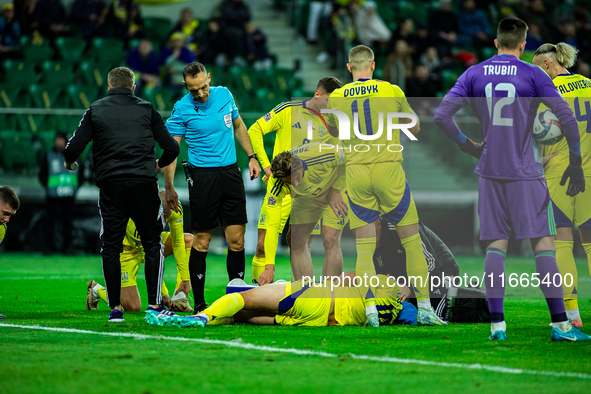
291,142,346,198
326,79,413,166
542,73,591,179
248,100,338,170
0,223,6,245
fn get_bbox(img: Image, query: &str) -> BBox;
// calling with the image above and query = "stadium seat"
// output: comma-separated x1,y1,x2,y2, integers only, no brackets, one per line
78,61,111,87
142,86,177,111
40,61,75,86
0,130,36,172
1,60,38,85
143,17,173,47
66,84,98,109
28,84,68,109
88,37,126,65
54,37,87,63
22,43,53,62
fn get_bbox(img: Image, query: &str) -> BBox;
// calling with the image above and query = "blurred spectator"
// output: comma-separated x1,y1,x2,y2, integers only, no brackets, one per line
106,0,143,43
37,0,69,39
428,0,459,57
38,132,81,255
159,32,196,93
71,0,108,40
306,0,332,44
244,21,272,70
419,46,441,79
406,64,440,98
196,17,241,66
524,20,545,52
15,0,40,36
384,39,413,91
0,4,22,61
387,19,415,55
171,7,200,52
352,0,391,47
518,0,557,42
457,0,491,49
127,39,160,93
576,60,590,78
558,20,577,49
216,0,251,31
326,4,355,69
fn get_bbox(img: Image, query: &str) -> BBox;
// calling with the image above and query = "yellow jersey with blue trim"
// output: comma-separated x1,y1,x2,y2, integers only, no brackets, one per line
327,79,412,166
292,142,346,199
248,100,338,170
0,223,6,245
542,73,591,179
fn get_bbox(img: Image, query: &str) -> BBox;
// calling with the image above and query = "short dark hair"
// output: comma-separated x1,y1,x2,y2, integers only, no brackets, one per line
183,62,207,81
0,186,20,211
497,18,528,50
55,131,68,141
107,67,135,89
316,77,343,94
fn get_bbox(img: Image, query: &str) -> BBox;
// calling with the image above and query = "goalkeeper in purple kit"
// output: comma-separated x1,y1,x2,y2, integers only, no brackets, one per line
434,18,589,341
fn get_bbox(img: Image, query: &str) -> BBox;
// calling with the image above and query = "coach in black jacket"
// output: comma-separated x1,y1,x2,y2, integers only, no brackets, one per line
64,66,180,322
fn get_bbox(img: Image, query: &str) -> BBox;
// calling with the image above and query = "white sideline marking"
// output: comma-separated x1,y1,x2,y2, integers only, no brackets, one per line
1,323,590,380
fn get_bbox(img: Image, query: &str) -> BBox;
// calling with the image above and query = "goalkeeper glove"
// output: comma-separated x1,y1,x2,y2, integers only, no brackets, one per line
560,153,586,197
460,138,485,159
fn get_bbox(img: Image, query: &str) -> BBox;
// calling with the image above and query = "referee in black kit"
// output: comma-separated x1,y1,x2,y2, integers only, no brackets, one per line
64,67,180,322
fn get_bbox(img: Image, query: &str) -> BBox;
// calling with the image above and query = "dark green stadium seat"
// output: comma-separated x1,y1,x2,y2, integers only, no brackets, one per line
54,37,87,63
143,17,173,47
28,84,68,109
78,61,110,87
88,37,126,65
0,130,36,172
40,61,75,86
66,84,98,109
142,86,176,111
1,60,38,85
22,43,54,62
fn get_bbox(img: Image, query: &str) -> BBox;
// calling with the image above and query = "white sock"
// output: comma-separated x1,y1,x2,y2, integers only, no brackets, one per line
196,312,209,323
365,305,377,315
417,299,431,309
92,284,103,297
566,308,580,321
551,321,572,332
491,321,506,334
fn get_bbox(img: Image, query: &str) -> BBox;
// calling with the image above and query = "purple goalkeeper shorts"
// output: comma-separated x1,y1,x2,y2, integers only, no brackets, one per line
478,177,556,241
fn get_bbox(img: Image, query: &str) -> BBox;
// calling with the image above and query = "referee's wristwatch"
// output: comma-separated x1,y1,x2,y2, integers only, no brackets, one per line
248,154,258,162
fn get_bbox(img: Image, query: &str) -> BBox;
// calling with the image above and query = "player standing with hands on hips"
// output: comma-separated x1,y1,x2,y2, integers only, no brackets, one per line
434,18,590,341
163,62,261,313
64,66,180,323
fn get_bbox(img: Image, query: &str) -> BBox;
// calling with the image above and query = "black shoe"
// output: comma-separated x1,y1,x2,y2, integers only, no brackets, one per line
194,302,208,313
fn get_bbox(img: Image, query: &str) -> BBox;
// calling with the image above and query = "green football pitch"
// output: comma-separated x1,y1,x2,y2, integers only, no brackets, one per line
1,252,591,393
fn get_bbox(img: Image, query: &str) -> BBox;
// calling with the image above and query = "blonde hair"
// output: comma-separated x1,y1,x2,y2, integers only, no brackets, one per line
348,45,374,72
271,151,302,179
534,42,578,68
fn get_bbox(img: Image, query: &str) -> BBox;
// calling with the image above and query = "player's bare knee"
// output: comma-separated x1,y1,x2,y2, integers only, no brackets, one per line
184,233,194,249
122,300,141,312
193,232,211,252
227,237,245,251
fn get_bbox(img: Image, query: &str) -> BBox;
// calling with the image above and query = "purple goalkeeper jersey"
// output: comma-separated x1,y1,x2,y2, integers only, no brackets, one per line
434,54,580,180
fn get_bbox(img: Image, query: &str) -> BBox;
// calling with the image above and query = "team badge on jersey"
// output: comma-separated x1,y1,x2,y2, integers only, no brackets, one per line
223,113,232,128
268,196,277,206
263,112,272,122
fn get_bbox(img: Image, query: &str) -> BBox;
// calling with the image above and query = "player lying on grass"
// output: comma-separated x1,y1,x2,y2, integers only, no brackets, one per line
146,273,411,327
248,77,346,285
86,192,194,312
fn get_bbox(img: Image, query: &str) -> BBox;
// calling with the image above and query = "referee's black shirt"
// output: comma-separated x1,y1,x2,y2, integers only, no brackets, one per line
65,87,179,186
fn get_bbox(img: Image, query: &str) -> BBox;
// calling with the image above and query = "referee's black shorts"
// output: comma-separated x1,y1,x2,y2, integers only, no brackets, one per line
188,163,247,232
